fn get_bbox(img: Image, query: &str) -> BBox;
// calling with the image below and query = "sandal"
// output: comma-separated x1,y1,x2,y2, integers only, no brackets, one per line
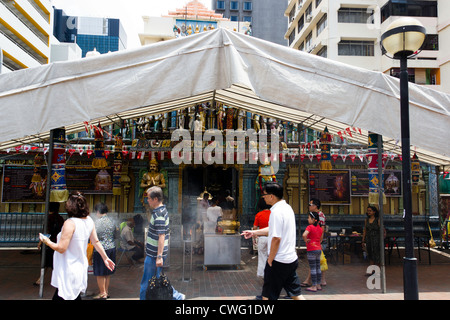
92,293,108,300
305,287,317,292
300,282,311,287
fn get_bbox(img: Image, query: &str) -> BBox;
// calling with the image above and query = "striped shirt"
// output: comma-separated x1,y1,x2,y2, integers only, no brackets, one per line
145,205,169,258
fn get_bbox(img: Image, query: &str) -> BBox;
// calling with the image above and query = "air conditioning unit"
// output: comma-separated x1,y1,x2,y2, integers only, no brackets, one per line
306,14,312,22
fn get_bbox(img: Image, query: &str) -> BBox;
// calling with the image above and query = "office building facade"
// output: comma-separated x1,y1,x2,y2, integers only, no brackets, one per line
212,0,288,45
0,0,52,73
53,9,127,58
285,0,448,93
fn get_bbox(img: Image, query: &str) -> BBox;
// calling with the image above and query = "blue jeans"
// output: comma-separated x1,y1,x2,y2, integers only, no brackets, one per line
139,255,184,300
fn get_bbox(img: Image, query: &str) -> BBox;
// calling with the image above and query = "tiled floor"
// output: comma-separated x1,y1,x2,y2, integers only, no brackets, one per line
1,245,449,300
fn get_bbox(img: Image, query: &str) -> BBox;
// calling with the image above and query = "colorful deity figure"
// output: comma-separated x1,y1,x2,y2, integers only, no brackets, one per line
226,106,235,129
217,104,225,131
255,162,277,209
319,126,332,170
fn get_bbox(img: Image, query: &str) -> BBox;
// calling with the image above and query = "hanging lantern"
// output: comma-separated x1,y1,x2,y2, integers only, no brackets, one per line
50,128,69,202
113,135,123,195
411,153,420,193
92,123,108,169
319,127,332,170
367,132,386,205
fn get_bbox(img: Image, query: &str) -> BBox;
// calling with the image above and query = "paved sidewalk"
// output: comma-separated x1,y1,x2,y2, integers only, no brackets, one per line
0,245,449,301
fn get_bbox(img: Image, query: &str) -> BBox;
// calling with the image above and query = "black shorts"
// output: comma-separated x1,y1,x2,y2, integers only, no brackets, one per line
262,259,302,300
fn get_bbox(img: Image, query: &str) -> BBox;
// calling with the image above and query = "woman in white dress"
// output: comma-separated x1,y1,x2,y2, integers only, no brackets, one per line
40,192,115,300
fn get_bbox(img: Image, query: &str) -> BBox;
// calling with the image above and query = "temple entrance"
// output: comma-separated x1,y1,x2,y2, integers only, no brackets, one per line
181,165,239,237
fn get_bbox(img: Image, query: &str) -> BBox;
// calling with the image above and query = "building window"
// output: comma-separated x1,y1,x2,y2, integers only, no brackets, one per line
422,34,439,51
316,14,327,36
316,0,322,7
230,15,238,22
305,32,312,51
289,31,295,46
217,1,225,10
298,15,304,33
381,1,437,22
243,16,252,23
230,1,239,11
338,8,374,24
338,40,374,56
390,68,415,83
299,41,304,51
243,2,252,11
317,46,327,58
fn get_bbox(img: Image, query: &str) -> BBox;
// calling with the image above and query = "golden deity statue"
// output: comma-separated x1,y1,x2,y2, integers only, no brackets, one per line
140,159,166,216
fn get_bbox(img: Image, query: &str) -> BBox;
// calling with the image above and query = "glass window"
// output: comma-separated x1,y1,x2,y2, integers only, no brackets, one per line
305,32,312,50
298,15,304,33
217,1,225,10
338,40,374,56
243,16,252,23
243,2,252,11
317,46,327,58
230,15,238,21
316,14,327,36
289,31,295,46
381,1,437,22
230,1,239,10
338,8,374,24
421,34,439,51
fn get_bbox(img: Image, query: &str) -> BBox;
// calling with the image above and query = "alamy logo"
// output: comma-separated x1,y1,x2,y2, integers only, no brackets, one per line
171,128,280,174
366,265,381,290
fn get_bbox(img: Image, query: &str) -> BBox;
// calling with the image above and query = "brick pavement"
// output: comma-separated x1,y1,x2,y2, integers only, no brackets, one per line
0,246,449,301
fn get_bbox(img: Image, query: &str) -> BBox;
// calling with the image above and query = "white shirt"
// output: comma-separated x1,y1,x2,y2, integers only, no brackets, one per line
268,200,298,264
120,225,135,250
51,216,94,300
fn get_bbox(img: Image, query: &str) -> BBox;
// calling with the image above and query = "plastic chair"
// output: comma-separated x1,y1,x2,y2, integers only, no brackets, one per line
117,246,136,268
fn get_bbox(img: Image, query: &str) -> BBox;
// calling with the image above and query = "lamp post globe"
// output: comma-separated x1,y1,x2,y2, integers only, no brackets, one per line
381,17,426,59
381,18,425,301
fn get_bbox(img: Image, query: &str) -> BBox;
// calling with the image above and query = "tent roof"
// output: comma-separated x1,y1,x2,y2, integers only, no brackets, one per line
0,28,449,166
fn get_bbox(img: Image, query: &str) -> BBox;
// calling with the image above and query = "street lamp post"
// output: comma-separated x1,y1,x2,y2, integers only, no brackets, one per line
381,17,426,300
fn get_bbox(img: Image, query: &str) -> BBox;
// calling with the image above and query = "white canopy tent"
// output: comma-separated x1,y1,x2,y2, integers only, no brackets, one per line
0,28,449,165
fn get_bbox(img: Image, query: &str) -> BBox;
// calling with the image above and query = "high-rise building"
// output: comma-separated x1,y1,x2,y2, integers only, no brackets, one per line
0,0,52,73
285,0,448,94
53,8,127,58
212,0,288,45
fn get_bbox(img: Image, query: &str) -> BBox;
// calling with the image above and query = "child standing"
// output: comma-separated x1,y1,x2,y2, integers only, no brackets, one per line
302,211,323,292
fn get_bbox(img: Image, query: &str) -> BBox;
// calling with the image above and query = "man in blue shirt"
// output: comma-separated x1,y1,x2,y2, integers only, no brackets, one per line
139,186,185,300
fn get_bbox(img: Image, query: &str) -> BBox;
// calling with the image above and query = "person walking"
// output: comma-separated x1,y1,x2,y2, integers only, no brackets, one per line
92,202,116,300
302,211,323,292
39,192,115,300
242,182,303,300
34,202,64,287
139,186,185,300
253,197,271,279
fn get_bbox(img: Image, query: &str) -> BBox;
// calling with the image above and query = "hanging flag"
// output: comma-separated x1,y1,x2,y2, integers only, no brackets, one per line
50,128,69,202
319,126,332,170
367,132,386,205
113,135,123,196
411,153,420,193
